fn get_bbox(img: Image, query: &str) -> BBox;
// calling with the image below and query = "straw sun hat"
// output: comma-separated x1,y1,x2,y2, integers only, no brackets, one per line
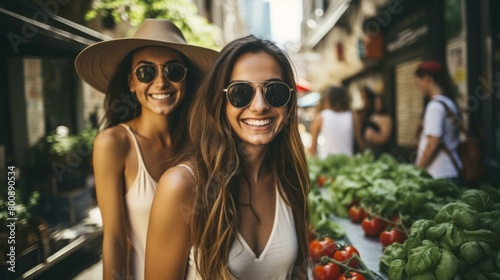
75,19,219,93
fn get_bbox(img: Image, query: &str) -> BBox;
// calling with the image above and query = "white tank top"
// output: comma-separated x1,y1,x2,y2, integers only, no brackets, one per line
121,124,158,280
181,165,298,280
317,109,354,158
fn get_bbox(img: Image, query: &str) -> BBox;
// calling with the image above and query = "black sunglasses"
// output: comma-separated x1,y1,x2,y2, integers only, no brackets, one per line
224,81,293,108
134,63,187,84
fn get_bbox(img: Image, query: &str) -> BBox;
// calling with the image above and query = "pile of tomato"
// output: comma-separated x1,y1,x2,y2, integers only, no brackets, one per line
348,204,409,248
308,235,374,280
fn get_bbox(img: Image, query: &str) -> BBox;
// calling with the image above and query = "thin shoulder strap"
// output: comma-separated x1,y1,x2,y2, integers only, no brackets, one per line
177,163,195,178
434,100,469,138
119,123,146,167
434,100,462,172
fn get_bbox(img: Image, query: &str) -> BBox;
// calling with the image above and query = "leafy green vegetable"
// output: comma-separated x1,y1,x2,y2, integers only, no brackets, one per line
434,202,469,224
483,272,500,280
380,184,500,278
314,216,345,239
475,256,497,272
380,242,405,273
388,259,406,280
460,241,492,264
461,189,492,211
404,220,435,256
308,151,462,224
308,189,344,239
405,240,441,276
452,207,479,230
435,249,458,280
426,223,450,241
464,229,500,245
441,224,466,255
478,211,500,234
464,269,489,280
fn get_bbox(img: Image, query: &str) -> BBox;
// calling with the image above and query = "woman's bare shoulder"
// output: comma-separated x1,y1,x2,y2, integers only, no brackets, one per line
153,163,198,218
93,125,131,156
157,163,196,197
158,163,197,192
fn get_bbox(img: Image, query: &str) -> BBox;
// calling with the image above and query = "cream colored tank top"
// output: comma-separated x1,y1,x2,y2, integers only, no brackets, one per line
181,165,298,280
120,124,158,280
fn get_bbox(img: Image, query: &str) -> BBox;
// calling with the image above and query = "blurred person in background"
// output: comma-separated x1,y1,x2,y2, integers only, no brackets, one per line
363,93,393,158
414,60,462,182
308,86,354,158
353,86,376,153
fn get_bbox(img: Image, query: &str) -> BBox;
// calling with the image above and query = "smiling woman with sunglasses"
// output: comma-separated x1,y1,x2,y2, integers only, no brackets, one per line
145,35,310,279
74,19,217,280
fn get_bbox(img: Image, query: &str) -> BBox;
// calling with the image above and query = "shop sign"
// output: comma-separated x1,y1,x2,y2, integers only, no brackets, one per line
385,9,429,54
386,25,428,54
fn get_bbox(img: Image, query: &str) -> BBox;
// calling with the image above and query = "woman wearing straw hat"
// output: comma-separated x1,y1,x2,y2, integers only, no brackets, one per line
75,19,218,280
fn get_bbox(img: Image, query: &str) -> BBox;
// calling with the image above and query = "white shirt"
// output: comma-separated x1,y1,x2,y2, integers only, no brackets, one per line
317,109,354,159
416,95,462,178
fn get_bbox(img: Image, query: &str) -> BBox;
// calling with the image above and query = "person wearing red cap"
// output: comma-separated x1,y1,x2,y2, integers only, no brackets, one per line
414,60,462,182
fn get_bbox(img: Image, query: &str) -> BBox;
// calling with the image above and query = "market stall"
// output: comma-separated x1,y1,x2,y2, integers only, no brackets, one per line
307,152,500,279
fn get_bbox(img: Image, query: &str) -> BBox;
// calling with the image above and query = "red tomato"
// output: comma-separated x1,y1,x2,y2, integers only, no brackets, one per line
333,245,360,268
379,228,407,248
348,205,368,223
390,214,401,224
361,217,389,237
391,215,413,231
313,262,342,280
309,237,336,261
317,176,327,187
338,271,366,280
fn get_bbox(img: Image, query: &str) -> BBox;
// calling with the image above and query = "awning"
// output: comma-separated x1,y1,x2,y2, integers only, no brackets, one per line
0,5,111,54
296,78,312,92
305,0,352,48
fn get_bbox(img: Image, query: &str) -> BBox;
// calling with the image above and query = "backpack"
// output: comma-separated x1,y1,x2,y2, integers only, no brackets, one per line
436,100,485,185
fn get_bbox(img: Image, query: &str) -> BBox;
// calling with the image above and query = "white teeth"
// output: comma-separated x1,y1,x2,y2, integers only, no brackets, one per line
243,118,272,126
150,93,172,100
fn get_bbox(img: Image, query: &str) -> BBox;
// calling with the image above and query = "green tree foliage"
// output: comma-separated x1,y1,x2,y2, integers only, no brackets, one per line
86,0,221,50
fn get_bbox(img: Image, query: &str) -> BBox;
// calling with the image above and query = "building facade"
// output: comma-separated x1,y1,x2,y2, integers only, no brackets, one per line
300,0,500,184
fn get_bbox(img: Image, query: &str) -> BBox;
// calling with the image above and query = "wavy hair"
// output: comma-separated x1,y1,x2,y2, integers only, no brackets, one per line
99,48,196,152
185,35,310,279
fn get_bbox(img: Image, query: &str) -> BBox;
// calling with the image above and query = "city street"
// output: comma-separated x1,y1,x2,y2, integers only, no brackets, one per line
2,0,500,279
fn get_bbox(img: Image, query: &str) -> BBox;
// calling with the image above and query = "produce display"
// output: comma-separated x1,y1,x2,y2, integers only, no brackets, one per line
308,152,463,240
380,187,500,279
306,152,500,279
309,236,376,280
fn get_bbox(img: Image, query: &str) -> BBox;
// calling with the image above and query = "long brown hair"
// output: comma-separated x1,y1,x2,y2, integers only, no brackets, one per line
99,48,196,152
185,35,310,279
